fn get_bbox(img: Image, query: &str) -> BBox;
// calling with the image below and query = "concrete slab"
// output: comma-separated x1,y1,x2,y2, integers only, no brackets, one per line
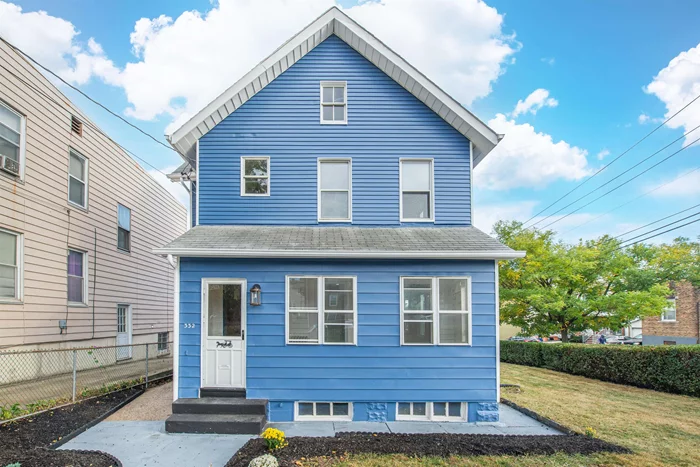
333,421,391,433
387,422,448,434
59,420,252,467
439,424,503,435
266,422,335,437
498,404,546,427
495,425,563,436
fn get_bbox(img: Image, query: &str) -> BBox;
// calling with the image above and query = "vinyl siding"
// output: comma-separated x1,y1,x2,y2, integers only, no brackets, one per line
178,258,496,403
0,40,187,347
198,35,471,226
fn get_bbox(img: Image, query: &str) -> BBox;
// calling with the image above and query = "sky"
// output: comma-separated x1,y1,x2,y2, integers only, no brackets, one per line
1,0,699,244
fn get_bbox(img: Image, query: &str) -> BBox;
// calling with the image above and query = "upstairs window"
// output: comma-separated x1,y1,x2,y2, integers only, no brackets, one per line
0,100,25,178
320,82,346,124
0,229,22,301
400,159,433,221
241,156,269,196
661,299,676,322
318,159,351,221
118,204,131,252
68,150,88,209
67,249,87,305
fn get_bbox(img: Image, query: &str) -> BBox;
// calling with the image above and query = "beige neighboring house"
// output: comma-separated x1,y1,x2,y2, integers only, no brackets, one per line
0,39,187,354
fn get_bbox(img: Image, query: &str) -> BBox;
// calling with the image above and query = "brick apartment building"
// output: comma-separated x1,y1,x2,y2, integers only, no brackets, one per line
643,281,699,345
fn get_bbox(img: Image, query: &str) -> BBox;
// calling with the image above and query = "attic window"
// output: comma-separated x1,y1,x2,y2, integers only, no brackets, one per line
71,116,83,136
320,82,346,124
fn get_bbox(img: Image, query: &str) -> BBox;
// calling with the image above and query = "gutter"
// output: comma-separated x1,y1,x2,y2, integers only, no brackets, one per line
152,248,526,260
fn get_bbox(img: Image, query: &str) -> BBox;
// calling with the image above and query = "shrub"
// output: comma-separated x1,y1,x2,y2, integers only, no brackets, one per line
261,428,288,451
500,341,700,397
248,454,278,467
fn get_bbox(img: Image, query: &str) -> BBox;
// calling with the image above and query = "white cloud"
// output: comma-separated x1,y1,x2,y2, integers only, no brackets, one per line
540,57,555,66
511,88,558,117
596,148,610,160
472,200,537,234
148,165,189,207
474,113,590,190
0,0,518,130
638,113,662,125
644,43,700,143
0,1,121,86
649,170,700,197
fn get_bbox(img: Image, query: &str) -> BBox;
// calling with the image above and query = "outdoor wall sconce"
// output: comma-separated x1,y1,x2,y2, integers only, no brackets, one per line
250,284,262,306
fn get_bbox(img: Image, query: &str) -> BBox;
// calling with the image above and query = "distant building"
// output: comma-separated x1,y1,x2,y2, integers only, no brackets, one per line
643,281,699,345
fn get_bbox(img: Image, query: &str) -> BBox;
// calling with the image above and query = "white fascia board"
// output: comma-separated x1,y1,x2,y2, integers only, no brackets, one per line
152,248,526,260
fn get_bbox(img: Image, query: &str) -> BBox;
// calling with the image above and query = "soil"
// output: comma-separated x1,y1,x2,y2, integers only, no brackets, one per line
226,433,631,467
0,388,140,467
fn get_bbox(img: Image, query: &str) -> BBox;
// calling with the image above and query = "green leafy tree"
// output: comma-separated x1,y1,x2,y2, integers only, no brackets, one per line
628,237,700,287
494,221,670,342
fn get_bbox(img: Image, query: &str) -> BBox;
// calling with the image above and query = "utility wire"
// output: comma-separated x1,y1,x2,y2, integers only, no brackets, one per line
559,166,700,236
532,123,700,228
0,61,168,177
614,202,700,240
616,218,700,250
539,135,700,230
617,210,700,244
0,35,177,154
522,92,700,227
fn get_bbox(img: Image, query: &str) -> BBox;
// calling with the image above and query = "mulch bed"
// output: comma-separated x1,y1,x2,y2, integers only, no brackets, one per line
0,388,140,467
226,433,631,467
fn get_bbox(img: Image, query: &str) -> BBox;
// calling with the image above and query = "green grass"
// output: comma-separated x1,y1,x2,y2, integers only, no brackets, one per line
298,363,700,467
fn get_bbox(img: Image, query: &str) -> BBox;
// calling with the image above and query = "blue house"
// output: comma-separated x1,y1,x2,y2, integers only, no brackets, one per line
158,7,524,434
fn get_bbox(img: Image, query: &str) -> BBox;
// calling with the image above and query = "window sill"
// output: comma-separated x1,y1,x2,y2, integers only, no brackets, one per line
68,302,89,308
68,201,88,213
401,218,435,223
241,193,271,197
660,320,677,323
320,120,348,125
117,247,131,255
0,298,23,304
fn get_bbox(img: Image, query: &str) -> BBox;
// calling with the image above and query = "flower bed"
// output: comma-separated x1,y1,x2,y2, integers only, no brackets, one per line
226,432,630,467
0,388,141,467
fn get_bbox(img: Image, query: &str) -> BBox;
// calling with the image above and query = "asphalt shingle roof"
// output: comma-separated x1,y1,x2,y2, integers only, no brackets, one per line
154,226,523,259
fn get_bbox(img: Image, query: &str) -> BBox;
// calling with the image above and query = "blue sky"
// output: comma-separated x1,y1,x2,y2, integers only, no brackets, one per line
2,0,699,243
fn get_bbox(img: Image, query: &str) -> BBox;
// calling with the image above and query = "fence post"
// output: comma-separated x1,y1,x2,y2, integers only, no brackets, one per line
145,344,149,389
72,350,77,402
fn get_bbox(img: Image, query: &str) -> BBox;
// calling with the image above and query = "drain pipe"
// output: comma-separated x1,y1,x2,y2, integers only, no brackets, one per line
91,227,98,338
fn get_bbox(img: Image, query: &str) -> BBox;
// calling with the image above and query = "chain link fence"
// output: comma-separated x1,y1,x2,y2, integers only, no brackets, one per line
0,342,172,420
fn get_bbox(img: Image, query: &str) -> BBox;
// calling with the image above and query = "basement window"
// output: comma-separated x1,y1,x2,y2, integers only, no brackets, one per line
296,402,352,420
396,402,466,421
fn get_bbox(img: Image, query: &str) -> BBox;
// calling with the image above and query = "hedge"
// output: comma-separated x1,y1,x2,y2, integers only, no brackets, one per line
500,341,700,397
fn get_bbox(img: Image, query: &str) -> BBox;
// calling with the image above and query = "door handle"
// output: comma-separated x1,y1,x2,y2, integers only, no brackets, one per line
242,330,245,341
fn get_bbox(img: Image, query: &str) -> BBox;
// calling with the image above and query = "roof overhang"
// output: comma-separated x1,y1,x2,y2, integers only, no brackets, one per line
167,6,501,166
152,247,525,260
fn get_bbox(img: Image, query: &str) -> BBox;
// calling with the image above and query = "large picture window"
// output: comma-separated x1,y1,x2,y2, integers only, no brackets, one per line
286,276,356,345
318,159,351,221
400,159,433,221
401,276,471,345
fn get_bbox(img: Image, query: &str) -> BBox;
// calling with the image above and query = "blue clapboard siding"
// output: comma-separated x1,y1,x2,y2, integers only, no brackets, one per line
197,35,471,226
190,181,197,228
177,258,497,404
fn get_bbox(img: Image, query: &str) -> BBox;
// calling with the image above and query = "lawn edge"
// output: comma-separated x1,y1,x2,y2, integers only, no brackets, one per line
500,398,577,435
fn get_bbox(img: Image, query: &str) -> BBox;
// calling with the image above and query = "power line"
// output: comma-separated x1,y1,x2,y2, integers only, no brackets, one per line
0,61,168,177
616,217,700,250
559,166,700,236
0,35,178,155
532,124,700,228
539,134,700,230
522,92,700,227
614,202,700,240
618,210,700,244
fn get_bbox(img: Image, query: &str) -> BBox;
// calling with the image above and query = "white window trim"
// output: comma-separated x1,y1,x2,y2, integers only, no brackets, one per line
317,158,352,222
396,402,467,422
240,156,270,197
399,158,435,223
295,401,353,421
400,276,472,346
117,203,132,252
67,248,89,306
0,100,26,181
319,81,347,125
285,275,357,345
661,298,676,322
0,227,23,303
68,149,89,210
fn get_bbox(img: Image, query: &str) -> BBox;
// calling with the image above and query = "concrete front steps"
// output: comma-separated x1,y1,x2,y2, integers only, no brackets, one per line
165,389,267,434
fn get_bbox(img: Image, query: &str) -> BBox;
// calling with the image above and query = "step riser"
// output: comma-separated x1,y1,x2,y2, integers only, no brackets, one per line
200,388,246,398
173,404,265,415
166,418,265,435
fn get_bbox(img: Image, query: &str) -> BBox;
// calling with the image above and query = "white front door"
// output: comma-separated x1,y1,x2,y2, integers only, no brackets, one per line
116,304,132,360
202,280,246,388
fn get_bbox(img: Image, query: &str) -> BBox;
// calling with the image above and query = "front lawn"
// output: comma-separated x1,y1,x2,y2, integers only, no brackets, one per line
297,363,700,467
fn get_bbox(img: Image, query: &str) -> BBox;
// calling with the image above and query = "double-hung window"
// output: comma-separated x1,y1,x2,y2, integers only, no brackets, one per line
320,82,346,124
0,228,22,301
0,100,25,178
241,156,269,196
400,159,433,221
117,204,131,252
401,276,471,345
67,249,87,305
661,299,676,322
286,276,356,344
68,150,88,209
318,159,351,221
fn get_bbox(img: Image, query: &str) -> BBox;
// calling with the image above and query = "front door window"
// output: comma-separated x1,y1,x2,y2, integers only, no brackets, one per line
207,283,242,337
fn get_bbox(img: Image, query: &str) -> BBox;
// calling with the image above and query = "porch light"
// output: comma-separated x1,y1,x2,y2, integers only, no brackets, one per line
250,284,262,306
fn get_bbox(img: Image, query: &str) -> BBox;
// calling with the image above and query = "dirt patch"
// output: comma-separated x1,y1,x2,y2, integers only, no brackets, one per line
107,381,173,421
0,388,140,467
226,433,631,467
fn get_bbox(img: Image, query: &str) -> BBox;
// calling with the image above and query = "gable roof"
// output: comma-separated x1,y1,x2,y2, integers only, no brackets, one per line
167,6,501,167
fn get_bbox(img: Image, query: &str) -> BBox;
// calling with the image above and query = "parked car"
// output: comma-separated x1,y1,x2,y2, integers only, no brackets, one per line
619,335,643,345
604,335,624,345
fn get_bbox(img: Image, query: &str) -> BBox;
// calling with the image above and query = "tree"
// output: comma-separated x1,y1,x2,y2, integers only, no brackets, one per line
494,221,670,342
628,237,700,288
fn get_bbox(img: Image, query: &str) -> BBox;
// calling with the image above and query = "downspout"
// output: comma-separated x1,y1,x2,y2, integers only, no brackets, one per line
91,227,98,338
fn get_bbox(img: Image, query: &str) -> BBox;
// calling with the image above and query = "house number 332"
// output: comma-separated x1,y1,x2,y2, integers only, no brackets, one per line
183,323,196,329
